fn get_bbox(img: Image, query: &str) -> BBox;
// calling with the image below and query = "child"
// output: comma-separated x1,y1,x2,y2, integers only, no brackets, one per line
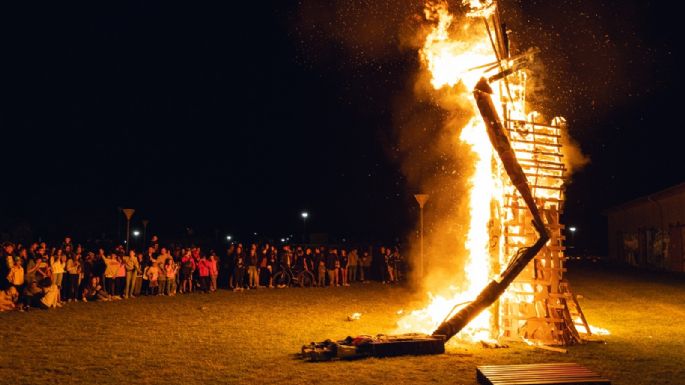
7,257,25,293
164,259,177,296
0,286,19,311
82,276,109,302
146,262,160,296
208,253,219,292
317,258,326,288
198,254,210,293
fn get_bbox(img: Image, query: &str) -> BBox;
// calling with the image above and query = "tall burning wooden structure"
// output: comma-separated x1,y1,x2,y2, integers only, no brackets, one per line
432,1,590,346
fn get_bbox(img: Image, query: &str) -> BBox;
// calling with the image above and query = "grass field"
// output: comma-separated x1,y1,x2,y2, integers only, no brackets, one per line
1,263,684,384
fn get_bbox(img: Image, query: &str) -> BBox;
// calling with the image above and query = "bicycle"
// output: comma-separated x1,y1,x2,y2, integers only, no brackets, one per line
273,264,315,288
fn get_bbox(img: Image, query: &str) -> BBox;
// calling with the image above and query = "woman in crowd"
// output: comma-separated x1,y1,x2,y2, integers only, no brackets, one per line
123,250,139,298
50,250,66,303
65,253,81,302
102,252,120,299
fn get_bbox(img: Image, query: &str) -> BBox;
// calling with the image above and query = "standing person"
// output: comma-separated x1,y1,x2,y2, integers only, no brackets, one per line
180,251,195,294
50,250,66,303
384,247,395,283
326,249,339,287
359,251,371,283
134,253,145,296
225,244,235,289
233,245,245,292
378,246,387,283
347,248,358,284
115,254,126,296
392,246,403,282
312,248,322,286
197,254,210,293
7,257,25,296
267,245,278,288
208,252,219,292
317,253,326,287
246,245,259,289
1,243,16,290
164,259,178,296
65,253,82,302
123,250,140,298
102,252,120,299
156,248,169,296
258,244,270,288
339,249,349,286
146,262,160,295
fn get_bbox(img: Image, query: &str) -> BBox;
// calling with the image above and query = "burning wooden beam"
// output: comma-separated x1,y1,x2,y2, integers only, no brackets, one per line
432,77,550,342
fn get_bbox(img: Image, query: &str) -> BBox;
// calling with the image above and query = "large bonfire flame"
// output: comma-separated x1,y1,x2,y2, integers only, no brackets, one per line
395,0,608,343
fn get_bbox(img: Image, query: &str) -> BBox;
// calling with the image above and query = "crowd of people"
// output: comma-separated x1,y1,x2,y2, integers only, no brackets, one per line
0,236,405,312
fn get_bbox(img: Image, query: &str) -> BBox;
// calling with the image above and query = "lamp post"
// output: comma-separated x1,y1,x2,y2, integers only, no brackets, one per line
414,194,429,279
569,226,577,251
301,211,309,244
122,208,135,252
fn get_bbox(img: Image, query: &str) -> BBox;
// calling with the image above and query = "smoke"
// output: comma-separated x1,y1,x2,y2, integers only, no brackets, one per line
559,126,590,177
391,75,476,294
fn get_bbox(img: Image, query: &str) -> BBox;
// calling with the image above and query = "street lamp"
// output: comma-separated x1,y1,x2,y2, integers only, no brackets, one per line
301,211,309,243
414,194,429,279
226,235,233,241
133,230,141,237
569,226,577,250
122,208,135,252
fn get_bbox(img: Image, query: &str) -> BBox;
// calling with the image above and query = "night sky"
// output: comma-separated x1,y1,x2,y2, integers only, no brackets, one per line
0,1,681,251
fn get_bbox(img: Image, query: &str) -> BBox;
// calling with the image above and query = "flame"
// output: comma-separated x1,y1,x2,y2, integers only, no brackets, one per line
396,1,498,342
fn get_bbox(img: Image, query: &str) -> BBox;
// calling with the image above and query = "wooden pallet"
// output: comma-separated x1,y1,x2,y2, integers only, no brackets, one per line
477,363,611,385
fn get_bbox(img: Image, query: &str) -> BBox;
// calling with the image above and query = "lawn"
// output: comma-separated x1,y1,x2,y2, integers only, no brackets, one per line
1,263,684,385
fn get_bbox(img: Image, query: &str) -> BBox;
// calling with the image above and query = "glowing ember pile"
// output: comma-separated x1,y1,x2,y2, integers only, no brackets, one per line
395,0,608,344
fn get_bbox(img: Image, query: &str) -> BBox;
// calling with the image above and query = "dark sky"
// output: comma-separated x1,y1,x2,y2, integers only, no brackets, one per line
0,1,681,250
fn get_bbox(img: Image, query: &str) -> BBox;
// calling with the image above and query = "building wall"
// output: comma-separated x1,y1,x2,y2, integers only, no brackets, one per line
608,191,685,272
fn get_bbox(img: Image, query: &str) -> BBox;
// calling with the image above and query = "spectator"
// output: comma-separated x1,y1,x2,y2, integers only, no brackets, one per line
123,250,139,298
326,249,339,287
247,245,259,289
233,245,245,292
7,257,25,294
339,249,349,287
208,252,219,292
198,254,210,293
65,253,81,302
0,286,19,311
180,250,195,294
146,262,160,295
102,253,120,299
164,258,177,296
347,248,358,283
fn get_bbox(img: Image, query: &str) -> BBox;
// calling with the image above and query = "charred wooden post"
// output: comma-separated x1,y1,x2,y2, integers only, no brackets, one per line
432,77,549,341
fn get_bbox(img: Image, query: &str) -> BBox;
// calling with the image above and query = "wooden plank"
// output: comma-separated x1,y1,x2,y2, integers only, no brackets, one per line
477,363,611,385
508,128,562,139
513,148,564,157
